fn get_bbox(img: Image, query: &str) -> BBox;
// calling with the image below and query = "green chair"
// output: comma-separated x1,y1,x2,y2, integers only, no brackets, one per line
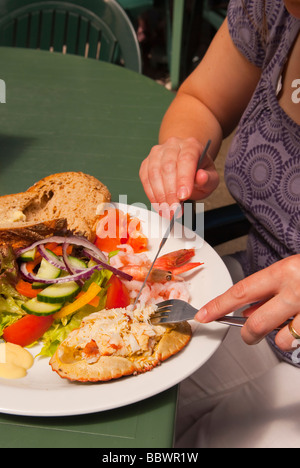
0,0,142,72
117,0,153,19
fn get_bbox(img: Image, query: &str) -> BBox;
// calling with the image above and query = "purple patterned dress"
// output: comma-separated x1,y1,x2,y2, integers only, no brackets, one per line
225,0,300,363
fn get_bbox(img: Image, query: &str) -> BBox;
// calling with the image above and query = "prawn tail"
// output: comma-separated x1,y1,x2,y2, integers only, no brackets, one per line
171,262,204,276
154,248,196,270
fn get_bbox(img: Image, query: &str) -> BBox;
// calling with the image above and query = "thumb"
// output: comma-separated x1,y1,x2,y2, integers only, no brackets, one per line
193,168,219,198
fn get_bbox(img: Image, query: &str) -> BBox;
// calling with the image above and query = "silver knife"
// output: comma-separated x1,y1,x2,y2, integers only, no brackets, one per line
132,202,183,307
132,139,211,307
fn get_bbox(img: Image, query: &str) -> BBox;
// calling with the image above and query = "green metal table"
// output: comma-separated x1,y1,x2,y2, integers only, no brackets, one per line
0,46,176,448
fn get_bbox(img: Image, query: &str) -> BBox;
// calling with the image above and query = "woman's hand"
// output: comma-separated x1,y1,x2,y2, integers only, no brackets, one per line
139,137,219,207
195,255,300,351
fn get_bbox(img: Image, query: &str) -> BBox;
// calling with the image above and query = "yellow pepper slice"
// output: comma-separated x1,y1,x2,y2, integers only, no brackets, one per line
53,282,101,319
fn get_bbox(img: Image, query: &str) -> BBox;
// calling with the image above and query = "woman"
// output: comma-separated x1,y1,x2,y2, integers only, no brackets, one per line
140,0,300,447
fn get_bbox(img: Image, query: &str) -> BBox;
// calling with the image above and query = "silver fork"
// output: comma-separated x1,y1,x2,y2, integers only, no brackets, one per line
151,299,292,330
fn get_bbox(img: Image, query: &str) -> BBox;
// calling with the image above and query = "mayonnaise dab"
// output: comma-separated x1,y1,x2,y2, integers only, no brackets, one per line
0,342,34,379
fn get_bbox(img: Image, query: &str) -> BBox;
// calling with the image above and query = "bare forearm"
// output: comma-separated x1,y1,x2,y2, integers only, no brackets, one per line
140,20,261,206
159,20,261,159
159,92,223,160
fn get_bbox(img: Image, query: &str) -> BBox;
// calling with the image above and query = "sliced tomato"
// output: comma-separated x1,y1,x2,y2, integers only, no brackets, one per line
105,275,131,309
95,209,126,252
3,314,54,347
95,235,121,254
127,232,148,253
95,208,148,253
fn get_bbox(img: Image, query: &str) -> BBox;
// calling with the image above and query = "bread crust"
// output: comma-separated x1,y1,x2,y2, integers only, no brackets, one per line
0,219,67,253
0,172,111,250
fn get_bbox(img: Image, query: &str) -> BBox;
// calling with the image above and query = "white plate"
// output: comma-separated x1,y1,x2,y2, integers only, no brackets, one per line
0,203,233,417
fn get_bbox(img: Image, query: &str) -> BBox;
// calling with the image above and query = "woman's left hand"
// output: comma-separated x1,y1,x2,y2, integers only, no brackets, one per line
195,255,300,351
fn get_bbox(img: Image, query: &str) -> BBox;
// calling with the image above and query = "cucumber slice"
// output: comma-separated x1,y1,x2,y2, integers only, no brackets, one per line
20,247,37,262
37,281,80,304
32,253,62,289
67,256,87,270
22,298,63,316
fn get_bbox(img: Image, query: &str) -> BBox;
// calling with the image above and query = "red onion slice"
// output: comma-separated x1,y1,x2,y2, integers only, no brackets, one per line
62,242,85,286
62,243,77,274
17,235,133,282
20,261,103,284
82,248,133,281
37,245,68,271
17,236,107,261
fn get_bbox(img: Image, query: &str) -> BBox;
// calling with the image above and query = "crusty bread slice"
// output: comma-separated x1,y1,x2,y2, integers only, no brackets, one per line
0,172,111,251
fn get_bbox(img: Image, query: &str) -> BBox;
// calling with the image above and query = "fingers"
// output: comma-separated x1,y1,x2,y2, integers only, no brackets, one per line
140,144,179,207
195,257,300,349
195,265,279,324
191,165,220,199
275,316,300,352
176,138,204,200
240,295,298,346
139,138,213,207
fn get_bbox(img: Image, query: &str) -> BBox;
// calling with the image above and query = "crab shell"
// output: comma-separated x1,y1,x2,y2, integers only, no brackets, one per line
49,321,192,382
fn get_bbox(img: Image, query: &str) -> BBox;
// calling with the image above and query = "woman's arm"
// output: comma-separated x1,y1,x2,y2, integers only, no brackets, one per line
140,19,262,206
160,18,262,149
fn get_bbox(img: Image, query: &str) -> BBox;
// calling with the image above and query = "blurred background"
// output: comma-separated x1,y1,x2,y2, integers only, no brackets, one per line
0,0,245,256
124,0,244,256
123,0,229,88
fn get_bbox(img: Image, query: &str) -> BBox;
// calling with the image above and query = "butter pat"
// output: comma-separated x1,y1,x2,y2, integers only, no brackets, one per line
0,343,34,379
7,210,26,223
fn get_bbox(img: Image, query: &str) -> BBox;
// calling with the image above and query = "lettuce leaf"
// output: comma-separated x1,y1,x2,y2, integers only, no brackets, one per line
0,247,112,355
0,245,19,286
38,269,111,357
0,246,25,338
0,311,23,338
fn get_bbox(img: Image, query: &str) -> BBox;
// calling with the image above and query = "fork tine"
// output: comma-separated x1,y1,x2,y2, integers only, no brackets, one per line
151,315,172,324
151,311,170,319
155,306,172,314
150,308,172,324
156,300,174,309
153,299,197,324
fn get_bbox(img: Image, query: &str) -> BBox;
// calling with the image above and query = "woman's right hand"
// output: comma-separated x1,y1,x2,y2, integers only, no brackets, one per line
139,137,220,208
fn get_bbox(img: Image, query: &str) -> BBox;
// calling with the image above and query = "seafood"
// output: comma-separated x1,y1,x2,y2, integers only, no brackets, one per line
113,247,202,282
119,266,174,283
110,246,203,305
154,249,200,270
50,304,192,382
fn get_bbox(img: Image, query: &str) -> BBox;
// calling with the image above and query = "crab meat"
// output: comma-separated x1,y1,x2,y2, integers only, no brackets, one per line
50,305,192,382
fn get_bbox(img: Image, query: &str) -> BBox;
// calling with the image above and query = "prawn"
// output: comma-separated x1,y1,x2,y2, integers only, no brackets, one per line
119,248,203,283
120,266,174,283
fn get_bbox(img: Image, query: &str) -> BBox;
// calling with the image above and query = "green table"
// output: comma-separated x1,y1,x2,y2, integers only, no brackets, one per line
0,47,176,448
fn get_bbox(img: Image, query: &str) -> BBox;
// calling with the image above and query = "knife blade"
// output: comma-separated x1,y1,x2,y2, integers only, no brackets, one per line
132,202,183,307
